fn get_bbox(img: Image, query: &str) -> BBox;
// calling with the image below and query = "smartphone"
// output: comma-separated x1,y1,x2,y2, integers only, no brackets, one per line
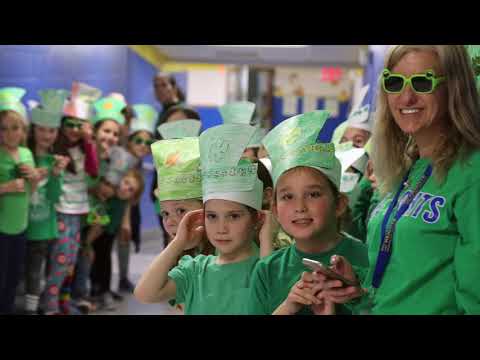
302,258,359,287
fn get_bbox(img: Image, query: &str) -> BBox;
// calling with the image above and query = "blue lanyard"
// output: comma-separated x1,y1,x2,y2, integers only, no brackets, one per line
371,163,433,289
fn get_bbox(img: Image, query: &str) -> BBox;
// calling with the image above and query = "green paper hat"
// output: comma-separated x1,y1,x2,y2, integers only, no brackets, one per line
262,110,342,189
130,104,157,135
0,87,27,120
92,97,126,126
247,126,267,148
335,141,366,193
199,124,263,210
151,137,203,201
31,89,70,128
219,101,256,125
158,119,201,139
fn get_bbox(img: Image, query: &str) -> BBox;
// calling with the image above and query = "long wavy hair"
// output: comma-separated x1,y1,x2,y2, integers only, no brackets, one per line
371,45,480,195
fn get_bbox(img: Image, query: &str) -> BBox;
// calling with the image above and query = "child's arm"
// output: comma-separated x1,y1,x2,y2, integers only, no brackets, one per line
134,209,205,304
258,210,275,258
119,203,132,244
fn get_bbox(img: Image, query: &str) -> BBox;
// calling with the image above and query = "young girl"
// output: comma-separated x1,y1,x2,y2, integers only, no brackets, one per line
135,123,273,314
0,87,38,314
43,85,99,315
247,110,369,315
23,89,70,315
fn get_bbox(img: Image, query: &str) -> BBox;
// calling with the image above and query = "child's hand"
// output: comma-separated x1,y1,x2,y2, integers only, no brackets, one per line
18,164,37,182
36,167,49,181
174,209,205,251
280,276,322,315
2,178,26,193
52,155,70,176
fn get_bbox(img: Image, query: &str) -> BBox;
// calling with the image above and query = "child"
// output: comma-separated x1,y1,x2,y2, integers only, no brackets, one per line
247,110,369,315
24,89,70,315
135,123,273,314
43,84,99,315
0,87,38,314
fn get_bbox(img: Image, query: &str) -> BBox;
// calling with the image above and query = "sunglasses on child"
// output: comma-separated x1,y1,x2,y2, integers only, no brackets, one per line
381,69,446,94
132,137,154,146
64,120,83,129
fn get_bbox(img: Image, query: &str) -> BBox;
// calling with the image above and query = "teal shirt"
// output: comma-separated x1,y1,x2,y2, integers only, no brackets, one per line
26,155,63,241
365,151,480,314
168,251,259,315
247,234,369,315
0,146,35,235
104,197,127,235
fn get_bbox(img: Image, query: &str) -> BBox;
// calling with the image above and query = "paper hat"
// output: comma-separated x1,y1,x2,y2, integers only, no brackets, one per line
158,119,202,140
259,157,272,175
92,97,126,126
199,124,263,210
104,146,139,186
262,110,342,189
346,84,372,132
219,101,256,125
63,82,102,121
0,87,27,120
247,126,267,148
31,89,70,128
335,142,366,193
107,92,127,108
151,137,202,201
130,104,157,135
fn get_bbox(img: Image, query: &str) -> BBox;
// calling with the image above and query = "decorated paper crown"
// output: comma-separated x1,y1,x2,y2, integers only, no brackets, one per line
31,89,70,128
158,119,202,139
107,92,127,108
0,87,27,120
345,84,372,132
130,104,157,135
92,96,126,126
219,101,256,126
151,137,202,201
262,111,342,189
199,124,263,210
335,142,366,193
104,146,139,186
63,82,102,121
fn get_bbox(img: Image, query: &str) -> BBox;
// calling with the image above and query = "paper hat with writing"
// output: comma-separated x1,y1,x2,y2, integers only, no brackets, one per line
31,89,70,128
158,119,202,139
248,126,267,148
262,110,342,189
151,137,202,201
0,87,27,120
104,146,139,186
219,101,256,126
335,142,366,192
199,124,263,210
130,104,157,135
63,82,102,121
92,97,126,126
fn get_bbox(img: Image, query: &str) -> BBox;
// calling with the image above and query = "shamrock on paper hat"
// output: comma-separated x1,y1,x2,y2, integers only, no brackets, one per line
130,104,157,135
151,137,202,201
262,110,341,189
0,87,27,121
199,123,263,210
92,96,126,126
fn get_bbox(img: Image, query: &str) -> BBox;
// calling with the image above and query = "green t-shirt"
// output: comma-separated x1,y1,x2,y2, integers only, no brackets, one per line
168,252,260,315
104,197,128,235
26,155,63,241
365,152,480,315
247,234,368,315
0,146,35,235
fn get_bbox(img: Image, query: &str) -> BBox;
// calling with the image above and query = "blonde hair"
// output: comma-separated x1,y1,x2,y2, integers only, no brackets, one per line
372,45,480,194
0,110,28,146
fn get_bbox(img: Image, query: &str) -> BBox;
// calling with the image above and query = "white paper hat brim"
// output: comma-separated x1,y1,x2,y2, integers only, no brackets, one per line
203,180,263,211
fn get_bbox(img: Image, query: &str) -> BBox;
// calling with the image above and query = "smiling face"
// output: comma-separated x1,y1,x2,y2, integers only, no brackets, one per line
386,50,449,138
34,125,59,151
273,167,344,243
160,199,203,239
204,199,258,257
128,130,153,159
95,119,120,153
0,112,25,149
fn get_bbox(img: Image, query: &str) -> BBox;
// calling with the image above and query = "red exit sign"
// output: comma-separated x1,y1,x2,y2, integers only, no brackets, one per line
321,67,343,83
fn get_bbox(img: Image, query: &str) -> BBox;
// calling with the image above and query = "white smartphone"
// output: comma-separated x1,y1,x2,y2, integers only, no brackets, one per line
302,258,359,287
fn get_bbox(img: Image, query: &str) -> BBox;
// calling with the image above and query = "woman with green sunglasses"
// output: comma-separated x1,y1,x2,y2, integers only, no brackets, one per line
313,45,480,315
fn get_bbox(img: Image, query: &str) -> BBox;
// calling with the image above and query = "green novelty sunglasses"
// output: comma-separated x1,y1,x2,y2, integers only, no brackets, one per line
382,69,446,94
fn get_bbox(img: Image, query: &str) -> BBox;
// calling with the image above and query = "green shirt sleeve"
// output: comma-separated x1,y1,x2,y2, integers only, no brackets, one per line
247,262,271,315
168,255,195,305
46,171,63,204
349,176,373,242
453,182,480,314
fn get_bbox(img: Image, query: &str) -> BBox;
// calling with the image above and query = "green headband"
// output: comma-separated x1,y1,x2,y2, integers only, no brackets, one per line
92,97,126,126
199,123,263,210
0,87,27,120
262,110,341,189
151,137,202,201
